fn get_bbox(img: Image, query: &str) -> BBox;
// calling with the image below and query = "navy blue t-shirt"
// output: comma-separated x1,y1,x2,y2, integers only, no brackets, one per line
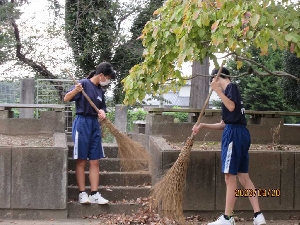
222,83,246,125
68,79,106,116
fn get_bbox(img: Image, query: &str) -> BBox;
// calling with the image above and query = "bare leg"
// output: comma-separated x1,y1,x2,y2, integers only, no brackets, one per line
238,173,261,212
225,173,237,216
89,159,100,192
76,159,86,191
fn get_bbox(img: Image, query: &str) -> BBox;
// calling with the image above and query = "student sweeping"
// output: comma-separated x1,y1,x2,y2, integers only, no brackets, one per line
64,62,116,205
192,67,266,225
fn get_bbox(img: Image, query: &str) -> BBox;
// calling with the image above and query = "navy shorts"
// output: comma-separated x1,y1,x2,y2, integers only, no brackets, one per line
72,115,105,160
221,124,251,175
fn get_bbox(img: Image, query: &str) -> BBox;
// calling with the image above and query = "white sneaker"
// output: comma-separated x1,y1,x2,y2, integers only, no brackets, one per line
78,192,90,204
253,213,266,225
208,215,236,225
89,192,109,204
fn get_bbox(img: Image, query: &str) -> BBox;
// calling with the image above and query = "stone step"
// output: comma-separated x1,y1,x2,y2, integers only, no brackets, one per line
67,142,119,158
68,171,152,186
67,202,145,218
68,158,148,172
68,186,151,202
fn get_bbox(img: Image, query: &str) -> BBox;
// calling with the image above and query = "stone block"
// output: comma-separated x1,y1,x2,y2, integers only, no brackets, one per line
115,105,127,133
0,147,12,208
40,111,65,133
145,114,174,135
149,136,169,184
280,152,295,209
53,132,67,148
280,126,300,145
295,153,300,210
0,110,10,119
183,151,216,210
19,78,35,119
11,147,68,209
160,149,216,211
247,125,273,144
261,117,283,126
0,209,67,220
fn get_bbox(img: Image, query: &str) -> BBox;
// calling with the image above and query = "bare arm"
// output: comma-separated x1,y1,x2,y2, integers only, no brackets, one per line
64,83,83,102
192,120,225,135
214,89,235,112
210,79,235,112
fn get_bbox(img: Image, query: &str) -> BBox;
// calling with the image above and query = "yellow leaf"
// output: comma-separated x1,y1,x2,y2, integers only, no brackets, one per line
136,34,144,40
192,9,200,20
250,14,260,28
216,0,224,9
260,45,268,56
237,61,243,69
211,20,219,32
153,8,161,16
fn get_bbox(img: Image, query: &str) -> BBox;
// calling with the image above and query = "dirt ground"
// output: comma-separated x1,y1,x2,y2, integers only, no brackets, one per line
0,134,54,147
1,134,299,151
167,141,300,152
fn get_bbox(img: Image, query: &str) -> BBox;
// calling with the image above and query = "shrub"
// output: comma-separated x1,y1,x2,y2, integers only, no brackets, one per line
163,107,188,123
127,108,147,132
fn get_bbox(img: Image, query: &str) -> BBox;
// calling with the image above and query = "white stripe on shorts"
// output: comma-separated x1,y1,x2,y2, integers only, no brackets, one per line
224,141,233,173
101,145,105,158
73,130,79,159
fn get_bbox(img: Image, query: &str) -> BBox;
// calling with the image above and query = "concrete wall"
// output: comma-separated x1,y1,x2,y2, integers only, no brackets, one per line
144,114,300,145
0,134,68,219
0,109,68,219
0,111,65,135
129,134,300,218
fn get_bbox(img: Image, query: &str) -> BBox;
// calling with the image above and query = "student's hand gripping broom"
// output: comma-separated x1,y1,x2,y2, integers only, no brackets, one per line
149,65,224,223
65,69,150,172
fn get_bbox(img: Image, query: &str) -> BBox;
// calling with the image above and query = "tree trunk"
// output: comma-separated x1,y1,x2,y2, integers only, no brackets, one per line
189,58,210,122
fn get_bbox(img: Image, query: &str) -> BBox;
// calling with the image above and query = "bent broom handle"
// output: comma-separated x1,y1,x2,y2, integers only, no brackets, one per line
190,63,224,139
65,69,101,114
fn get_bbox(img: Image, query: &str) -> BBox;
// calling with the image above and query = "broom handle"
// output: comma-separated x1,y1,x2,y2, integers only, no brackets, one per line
65,69,101,114
191,63,224,138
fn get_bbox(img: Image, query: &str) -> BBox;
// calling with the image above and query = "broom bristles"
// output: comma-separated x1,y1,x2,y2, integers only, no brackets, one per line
102,118,150,172
149,136,194,223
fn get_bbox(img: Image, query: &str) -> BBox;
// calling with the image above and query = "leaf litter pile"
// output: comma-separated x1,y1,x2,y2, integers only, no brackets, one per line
83,208,206,224
80,198,208,225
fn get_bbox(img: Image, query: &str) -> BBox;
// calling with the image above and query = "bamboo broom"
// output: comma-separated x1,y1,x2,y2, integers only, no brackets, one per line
149,65,224,223
65,69,150,172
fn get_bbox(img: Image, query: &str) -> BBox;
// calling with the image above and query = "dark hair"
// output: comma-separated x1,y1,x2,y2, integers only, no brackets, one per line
87,62,116,79
210,67,230,82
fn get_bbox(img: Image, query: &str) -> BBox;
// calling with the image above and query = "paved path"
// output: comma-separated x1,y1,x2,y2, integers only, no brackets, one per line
0,219,299,225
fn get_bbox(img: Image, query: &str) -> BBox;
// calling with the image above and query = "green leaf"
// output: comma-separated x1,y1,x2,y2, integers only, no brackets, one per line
292,21,299,30
202,12,210,26
250,14,260,27
223,28,230,35
198,29,206,37
285,33,293,42
247,30,254,39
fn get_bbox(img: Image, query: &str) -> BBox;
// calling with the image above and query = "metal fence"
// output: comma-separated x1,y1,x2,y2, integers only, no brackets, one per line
35,79,75,134
0,81,20,104
0,79,115,141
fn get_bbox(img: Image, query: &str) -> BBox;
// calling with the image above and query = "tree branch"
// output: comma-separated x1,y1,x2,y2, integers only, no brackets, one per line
11,19,65,99
236,55,300,81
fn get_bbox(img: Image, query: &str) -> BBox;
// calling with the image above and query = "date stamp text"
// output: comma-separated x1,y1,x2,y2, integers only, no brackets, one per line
235,188,281,197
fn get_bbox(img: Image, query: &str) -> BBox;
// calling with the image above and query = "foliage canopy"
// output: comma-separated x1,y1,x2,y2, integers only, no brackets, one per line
122,0,300,105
